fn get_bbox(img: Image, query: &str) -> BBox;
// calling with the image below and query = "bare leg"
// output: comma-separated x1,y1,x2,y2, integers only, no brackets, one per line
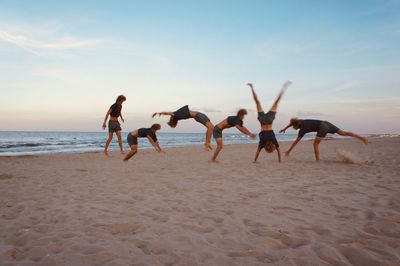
104,133,114,156
204,122,214,151
248,84,264,112
123,145,138,161
313,137,322,161
253,148,261,163
210,138,223,163
116,131,125,154
337,130,368,144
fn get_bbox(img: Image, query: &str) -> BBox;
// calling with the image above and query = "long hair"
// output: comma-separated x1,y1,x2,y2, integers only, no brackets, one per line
167,117,178,128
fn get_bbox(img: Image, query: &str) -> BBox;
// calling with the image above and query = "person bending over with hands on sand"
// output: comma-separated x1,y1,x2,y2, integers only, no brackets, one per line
124,124,163,162
152,105,214,151
248,81,291,163
102,95,126,156
280,118,368,161
210,109,256,163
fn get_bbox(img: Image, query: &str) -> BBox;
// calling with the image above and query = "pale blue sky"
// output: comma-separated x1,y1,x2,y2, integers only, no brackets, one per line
0,0,399,133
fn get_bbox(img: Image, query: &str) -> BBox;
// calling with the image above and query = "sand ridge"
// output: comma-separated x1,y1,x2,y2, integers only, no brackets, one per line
0,137,399,265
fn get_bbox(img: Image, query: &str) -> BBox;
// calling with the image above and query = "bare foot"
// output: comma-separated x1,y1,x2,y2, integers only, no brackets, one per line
104,151,110,157
121,151,126,155
209,159,219,163
362,137,368,145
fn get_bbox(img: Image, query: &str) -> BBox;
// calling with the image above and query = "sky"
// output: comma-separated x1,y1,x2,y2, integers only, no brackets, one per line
0,0,399,134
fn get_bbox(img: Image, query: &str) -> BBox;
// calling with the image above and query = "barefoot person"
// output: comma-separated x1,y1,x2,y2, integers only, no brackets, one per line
102,95,126,156
248,81,291,163
152,105,214,150
210,109,256,163
280,118,368,161
124,124,163,161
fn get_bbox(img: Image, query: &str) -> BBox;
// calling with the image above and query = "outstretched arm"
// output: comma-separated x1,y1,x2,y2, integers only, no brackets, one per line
270,80,291,112
147,136,163,152
152,112,174,118
247,83,263,113
253,148,261,163
280,123,292,134
102,109,112,130
236,125,256,139
285,137,302,156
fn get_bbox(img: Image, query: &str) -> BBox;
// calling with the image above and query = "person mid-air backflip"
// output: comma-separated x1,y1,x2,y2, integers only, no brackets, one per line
152,105,214,151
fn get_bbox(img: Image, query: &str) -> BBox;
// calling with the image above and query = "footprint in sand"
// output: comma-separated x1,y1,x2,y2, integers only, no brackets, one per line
90,223,141,235
180,224,214,233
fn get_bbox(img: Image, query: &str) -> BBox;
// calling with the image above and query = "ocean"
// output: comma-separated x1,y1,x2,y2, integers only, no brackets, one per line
0,131,317,156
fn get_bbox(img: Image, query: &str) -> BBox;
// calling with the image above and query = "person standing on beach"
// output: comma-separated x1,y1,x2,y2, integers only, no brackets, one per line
152,105,214,151
123,123,163,161
280,118,368,161
248,81,291,163
210,109,256,163
102,95,126,156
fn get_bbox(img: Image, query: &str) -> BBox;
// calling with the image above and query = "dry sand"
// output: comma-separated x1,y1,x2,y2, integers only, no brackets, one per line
0,137,399,265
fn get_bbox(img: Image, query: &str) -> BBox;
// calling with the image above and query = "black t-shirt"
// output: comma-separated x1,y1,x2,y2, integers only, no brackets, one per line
298,119,322,138
110,103,122,117
227,116,243,127
173,105,191,120
138,128,158,142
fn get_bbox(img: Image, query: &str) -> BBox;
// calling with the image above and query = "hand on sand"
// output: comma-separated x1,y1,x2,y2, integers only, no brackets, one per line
204,143,213,151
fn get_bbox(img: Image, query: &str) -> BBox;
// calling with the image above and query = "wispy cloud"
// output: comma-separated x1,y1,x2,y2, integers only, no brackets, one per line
333,96,400,104
0,30,102,54
197,107,221,113
297,111,325,117
331,81,358,92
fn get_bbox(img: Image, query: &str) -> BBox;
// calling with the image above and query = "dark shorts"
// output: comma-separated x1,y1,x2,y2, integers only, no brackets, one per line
317,121,340,138
108,120,121,133
127,133,138,146
258,111,276,125
258,130,279,149
194,112,210,126
213,126,223,139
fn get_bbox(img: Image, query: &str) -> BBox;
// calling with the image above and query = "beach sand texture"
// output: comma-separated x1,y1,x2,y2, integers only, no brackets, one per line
0,137,399,265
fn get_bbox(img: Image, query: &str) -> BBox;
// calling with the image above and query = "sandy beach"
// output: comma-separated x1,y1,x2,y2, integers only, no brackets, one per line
0,136,399,265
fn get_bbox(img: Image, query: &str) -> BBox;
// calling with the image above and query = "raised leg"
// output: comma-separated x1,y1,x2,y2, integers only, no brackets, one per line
337,130,368,144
